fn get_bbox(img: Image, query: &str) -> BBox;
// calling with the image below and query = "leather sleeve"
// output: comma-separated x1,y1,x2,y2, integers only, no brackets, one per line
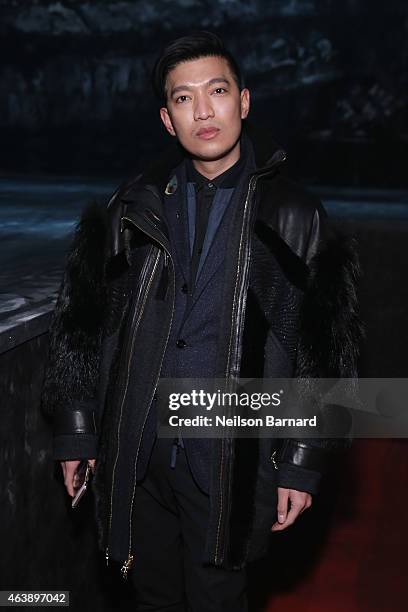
40,202,108,461
276,199,363,493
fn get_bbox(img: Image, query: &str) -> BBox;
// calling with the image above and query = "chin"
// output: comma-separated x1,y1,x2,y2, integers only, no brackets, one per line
191,141,237,162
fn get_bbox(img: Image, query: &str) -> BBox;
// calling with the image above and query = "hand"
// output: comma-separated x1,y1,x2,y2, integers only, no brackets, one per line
271,487,312,532
60,459,96,497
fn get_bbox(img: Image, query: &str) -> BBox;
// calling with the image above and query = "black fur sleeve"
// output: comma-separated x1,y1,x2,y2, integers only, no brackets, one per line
41,202,108,460
276,201,364,493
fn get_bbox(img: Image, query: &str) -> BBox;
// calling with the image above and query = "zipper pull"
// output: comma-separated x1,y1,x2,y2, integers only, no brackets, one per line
105,547,109,566
121,554,134,580
270,450,278,470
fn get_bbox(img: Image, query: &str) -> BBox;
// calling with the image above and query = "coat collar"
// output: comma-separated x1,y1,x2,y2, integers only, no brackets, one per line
111,121,288,260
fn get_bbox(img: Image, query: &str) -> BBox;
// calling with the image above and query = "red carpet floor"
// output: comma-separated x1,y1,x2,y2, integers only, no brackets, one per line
248,439,408,612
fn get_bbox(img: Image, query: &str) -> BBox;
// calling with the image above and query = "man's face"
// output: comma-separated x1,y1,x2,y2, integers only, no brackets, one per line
159,55,250,161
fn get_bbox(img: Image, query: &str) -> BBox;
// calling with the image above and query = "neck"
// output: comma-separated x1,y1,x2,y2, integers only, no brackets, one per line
191,139,241,180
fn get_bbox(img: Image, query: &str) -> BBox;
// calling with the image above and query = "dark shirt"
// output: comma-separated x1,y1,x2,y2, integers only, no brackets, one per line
185,145,246,286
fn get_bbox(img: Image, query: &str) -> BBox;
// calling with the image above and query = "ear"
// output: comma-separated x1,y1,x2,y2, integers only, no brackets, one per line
159,107,176,137
240,88,250,120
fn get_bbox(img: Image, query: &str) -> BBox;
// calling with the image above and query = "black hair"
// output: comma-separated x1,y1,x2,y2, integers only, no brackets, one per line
151,30,245,105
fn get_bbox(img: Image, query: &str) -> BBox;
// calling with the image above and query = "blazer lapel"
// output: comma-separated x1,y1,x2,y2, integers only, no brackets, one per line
186,187,234,313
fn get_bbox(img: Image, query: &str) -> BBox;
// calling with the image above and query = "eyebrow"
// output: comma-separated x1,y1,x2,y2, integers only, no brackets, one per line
170,77,231,98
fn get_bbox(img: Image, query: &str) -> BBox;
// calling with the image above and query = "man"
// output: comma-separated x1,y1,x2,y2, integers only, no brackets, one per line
41,31,362,611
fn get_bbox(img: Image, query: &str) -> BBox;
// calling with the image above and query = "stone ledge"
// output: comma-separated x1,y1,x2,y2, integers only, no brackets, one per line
0,299,56,354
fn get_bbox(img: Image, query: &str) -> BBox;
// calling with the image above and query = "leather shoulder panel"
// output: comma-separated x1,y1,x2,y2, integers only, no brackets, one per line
255,174,328,265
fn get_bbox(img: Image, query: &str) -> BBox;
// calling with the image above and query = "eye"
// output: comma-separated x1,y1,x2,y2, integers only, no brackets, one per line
213,87,227,94
175,95,190,104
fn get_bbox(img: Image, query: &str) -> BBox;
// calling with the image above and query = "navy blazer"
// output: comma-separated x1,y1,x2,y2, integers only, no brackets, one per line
135,152,255,492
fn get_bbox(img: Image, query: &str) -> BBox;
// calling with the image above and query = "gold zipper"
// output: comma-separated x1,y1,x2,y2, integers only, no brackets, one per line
109,214,175,579
213,154,287,565
119,249,162,579
105,243,160,568
121,554,134,579
124,250,175,578
121,219,175,579
213,173,256,565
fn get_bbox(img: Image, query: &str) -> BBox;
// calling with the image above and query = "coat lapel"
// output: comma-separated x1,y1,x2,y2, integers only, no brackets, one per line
163,163,191,284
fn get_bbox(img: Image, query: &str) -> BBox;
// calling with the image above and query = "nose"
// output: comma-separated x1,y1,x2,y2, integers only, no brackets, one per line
193,92,215,121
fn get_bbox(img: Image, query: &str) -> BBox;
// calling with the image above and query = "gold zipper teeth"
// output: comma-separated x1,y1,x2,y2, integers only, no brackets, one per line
106,244,159,565
214,175,255,565
214,159,286,565
107,213,174,576
120,554,134,579
126,247,175,569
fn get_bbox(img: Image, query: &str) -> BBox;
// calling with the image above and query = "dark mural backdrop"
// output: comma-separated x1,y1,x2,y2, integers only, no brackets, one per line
1,0,407,186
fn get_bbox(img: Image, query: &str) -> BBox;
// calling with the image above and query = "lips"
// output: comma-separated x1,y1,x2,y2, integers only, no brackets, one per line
196,127,220,139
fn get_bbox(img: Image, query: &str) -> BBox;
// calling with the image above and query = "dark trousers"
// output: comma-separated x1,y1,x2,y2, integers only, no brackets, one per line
129,436,248,612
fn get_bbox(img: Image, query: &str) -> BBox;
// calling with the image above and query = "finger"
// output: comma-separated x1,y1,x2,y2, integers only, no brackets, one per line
299,495,313,514
65,470,77,497
64,461,81,497
299,502,311,515
276,488,289,524
272,502,303,532
64,476,75,497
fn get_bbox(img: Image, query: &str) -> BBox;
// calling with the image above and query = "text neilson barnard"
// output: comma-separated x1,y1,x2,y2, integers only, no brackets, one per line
168,415,317,427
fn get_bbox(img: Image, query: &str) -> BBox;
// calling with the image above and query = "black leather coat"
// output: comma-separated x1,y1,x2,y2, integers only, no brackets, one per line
41,124,363,575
